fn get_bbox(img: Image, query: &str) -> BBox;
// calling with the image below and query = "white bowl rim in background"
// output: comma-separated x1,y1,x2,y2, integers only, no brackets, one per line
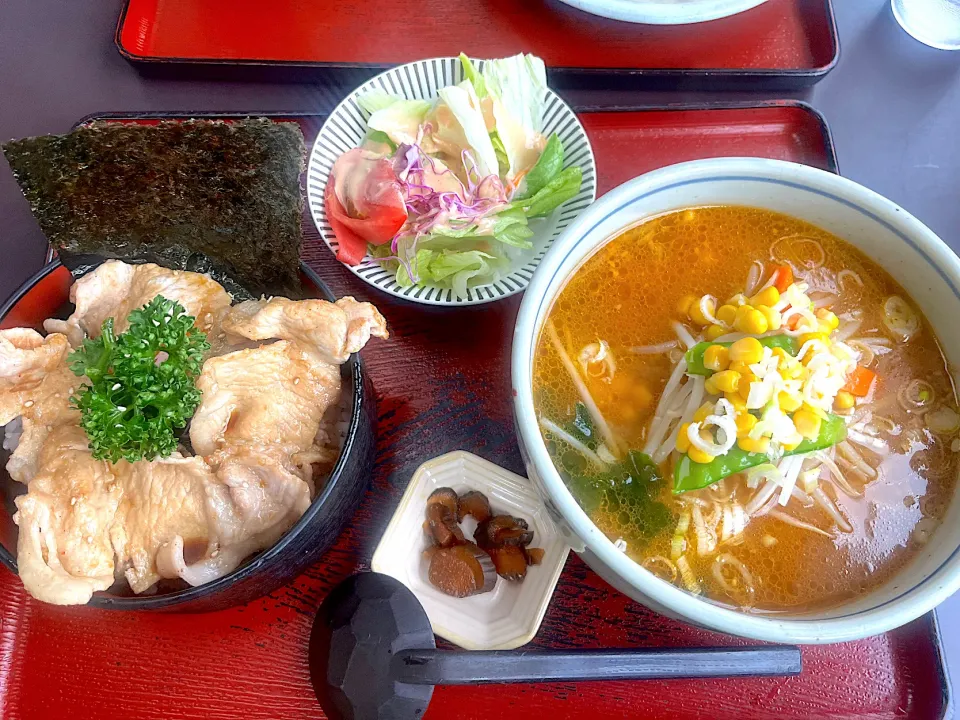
512,156,960,644
554,0,769,25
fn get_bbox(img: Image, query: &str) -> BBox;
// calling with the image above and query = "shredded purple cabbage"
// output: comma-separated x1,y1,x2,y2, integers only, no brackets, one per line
374,136,513,283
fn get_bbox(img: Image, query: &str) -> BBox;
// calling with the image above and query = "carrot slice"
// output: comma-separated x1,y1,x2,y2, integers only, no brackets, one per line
843,366,877,397
773,264,794,293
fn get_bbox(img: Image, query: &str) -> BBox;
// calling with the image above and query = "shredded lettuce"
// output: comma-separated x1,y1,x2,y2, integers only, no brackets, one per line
366,99,432,146
513,166,583,218
482,53,548,183
491,207,534,249
431,81,499,178
396,247,505,298
357,91,403,114
516,133,562,200
459,53,487,98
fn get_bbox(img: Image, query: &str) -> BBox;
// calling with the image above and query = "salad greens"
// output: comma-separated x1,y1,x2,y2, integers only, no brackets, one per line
327,53,583,297
68,295,208,463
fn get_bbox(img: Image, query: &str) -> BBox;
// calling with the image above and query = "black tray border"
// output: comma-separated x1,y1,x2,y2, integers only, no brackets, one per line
113,0,839,91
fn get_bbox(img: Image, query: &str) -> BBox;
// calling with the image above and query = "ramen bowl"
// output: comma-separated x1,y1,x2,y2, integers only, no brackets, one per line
512,157,960,643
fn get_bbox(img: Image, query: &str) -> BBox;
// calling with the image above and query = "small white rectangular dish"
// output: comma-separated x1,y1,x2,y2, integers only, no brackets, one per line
371,450,569,650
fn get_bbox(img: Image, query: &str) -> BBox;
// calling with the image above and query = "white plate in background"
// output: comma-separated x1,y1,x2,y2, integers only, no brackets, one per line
556,0,769,24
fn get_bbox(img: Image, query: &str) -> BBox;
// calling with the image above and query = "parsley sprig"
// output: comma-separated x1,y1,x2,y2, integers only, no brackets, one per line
68,295,209,463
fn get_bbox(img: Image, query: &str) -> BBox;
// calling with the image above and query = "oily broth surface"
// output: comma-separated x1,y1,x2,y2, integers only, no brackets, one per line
532,205,958,612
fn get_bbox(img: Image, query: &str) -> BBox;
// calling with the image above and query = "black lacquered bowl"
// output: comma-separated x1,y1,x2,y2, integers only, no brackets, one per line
0,260,376,611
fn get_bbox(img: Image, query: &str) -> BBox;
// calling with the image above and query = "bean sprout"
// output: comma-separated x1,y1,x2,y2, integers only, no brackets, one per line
539,417,608,468
745,261,763,296
833,319,863,343
837,441,878,477
692,503,717,556
546,321,622,457
814,451,864,497
811,292,839,310
813,487,854,532
769,510,834,537
745,479,780,516
629,340,678,355
672,321,697,350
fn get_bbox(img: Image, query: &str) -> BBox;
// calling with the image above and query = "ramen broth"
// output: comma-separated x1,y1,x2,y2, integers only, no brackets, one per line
532,206,958,612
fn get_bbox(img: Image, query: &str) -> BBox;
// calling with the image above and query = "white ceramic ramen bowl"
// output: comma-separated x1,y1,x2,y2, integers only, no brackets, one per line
512,157,960,644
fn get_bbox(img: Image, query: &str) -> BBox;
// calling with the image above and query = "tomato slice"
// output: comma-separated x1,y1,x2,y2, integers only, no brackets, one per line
330,149,407,246
325,183,369,267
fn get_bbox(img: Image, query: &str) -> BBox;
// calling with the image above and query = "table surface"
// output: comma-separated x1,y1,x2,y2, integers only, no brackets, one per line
0,0,958,714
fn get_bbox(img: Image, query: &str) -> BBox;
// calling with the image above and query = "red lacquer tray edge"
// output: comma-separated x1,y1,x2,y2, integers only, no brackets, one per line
61,103,951,718
111,0,840,90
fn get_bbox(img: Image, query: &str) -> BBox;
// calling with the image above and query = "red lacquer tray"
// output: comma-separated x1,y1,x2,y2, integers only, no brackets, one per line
115,0,838,90
1,103,950,720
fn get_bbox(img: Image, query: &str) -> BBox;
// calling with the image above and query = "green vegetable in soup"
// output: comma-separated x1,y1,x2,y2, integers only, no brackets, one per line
685,335,798,376
568,401,597,450
673,413,847,493
560,447,673,538
68,295,208,463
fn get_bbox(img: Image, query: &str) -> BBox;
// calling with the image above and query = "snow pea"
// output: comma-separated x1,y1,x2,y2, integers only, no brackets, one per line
685,334,798,376
673,413,847,493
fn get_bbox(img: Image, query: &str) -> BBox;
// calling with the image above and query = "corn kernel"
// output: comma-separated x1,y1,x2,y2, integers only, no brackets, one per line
676,422,692,453
687,446,716,464
727,293,749,307
729,337,764,364
735,412,758,435
803,402,828,419
781,438,802,452
689,296,715,326
704,376,719,396
712,370,741,394
792,408,821,440
834,390,856,410
704,324,727,341
727,360,751,376
737,374,754,402
738,435,770,454
750,286,780,308
778,391,803,413
703,344,730,372
755,304,782,331
724,393,747,413
693,402,714,423
816,308,840,330
733,306,769,335
677,294,697,316
798,332,830,347
716,304,738,326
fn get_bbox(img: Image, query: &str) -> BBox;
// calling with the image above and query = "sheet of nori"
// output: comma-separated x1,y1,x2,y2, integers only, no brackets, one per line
2,118,305,296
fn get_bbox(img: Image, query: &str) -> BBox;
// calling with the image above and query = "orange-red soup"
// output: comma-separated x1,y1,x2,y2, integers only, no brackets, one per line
533,206,958,612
